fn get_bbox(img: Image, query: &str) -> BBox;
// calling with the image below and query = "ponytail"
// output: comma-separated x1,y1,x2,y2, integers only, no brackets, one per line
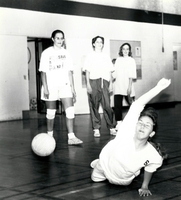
148,138,168,160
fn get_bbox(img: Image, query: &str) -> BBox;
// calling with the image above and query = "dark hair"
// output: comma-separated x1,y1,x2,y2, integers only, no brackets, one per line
140,107,168,160
51,30,65,39
51,30,66,49
92,36,104,49
139,107,158,132
119,43,132,57
149,140,168,160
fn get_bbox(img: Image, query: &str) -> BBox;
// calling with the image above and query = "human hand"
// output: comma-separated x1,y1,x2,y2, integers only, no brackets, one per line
44,88,49,99
127,95,134,105
127,88,131,96
138,188,152,197
156,78,171,90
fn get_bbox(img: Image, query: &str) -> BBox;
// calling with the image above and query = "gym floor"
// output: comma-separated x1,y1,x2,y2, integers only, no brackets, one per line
0,103,181,200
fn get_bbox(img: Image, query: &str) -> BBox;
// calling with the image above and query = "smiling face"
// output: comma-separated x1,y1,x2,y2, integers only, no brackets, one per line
135,116,155,141
122,44,130,57
52,32,65,49
93,37,104,51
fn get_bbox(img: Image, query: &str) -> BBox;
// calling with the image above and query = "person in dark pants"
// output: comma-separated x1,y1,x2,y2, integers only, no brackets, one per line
113,43,137,130
83,36,116,137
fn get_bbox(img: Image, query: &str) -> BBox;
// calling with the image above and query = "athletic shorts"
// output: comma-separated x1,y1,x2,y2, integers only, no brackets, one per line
41,85,73,101
93,159,134,186
91,160,106,182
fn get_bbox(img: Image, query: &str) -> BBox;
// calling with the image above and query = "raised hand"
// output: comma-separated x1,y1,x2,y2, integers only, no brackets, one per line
156,78,171,91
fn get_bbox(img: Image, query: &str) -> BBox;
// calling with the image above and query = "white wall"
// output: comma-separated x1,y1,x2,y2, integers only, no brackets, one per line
0,7,180,120
0,35,29,120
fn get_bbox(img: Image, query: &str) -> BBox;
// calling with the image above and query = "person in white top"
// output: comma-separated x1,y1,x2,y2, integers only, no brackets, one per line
90,78,171,197
114,43,137,130
83,36,116,137
39,30,83,145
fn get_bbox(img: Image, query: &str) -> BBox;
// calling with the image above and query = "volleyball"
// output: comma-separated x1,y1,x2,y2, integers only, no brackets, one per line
31,133,56,156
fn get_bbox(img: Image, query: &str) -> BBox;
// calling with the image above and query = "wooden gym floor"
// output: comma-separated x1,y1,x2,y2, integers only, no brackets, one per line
0,103,181,200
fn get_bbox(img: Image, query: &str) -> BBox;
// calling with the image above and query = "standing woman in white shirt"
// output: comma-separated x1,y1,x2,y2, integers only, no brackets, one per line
114,43,137,130
83,36,116,137
39,30,83,145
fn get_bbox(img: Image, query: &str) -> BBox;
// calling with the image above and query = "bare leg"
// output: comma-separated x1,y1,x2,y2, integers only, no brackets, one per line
61,98,74,133
45,101,57,132
47,119,54,132
61,98,83,145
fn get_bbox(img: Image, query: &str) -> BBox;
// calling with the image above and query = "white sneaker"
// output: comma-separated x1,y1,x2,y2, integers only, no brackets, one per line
93,129,100,137
110,128,117,136
68,137,83,145
115,121,122,131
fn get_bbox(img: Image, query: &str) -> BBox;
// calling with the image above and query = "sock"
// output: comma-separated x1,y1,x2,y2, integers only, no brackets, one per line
68,132,75,139
47,131,53,137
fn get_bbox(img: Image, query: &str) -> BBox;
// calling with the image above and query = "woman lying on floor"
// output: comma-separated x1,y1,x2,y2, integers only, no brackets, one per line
90,78,171,197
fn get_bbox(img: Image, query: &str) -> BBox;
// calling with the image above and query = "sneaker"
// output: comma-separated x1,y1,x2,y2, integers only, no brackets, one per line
93,129,100,137
110,128,117,136
90,159,99,168
68,137,83,145
115,121,122,131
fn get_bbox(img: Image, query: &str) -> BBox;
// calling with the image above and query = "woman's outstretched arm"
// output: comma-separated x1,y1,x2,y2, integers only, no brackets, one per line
136,78,171,107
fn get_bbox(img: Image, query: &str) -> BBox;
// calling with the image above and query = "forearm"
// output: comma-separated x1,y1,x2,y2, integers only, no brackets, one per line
69,71,75,89
136,78,171,106
85,71,91,87
136,86,161,106
127,78,133,95
41,72,48,90
138,171,153,196
141,171,153,189
109,72,113,82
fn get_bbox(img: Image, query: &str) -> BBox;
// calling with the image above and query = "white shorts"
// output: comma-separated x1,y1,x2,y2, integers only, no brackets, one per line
41,85,73,101
92,159,133,186
91,160,106,182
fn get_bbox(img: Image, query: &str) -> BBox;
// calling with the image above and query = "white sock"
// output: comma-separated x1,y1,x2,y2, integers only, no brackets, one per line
68,132,75,139
47,131,53,136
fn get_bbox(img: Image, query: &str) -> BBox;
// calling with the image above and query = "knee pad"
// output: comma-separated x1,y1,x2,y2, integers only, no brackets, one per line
46,109,56,119
65,106,75,119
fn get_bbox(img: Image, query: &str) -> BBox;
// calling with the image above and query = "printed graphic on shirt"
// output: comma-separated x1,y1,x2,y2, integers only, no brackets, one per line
144,160,149,166
49,55,66,71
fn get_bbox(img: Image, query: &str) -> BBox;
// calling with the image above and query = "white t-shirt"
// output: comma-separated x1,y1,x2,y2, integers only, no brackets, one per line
114,57,137,96
83,51,114,81
39,47,73,88
99,101,163,185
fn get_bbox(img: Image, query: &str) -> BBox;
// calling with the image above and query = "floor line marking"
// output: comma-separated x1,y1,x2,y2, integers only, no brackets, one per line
160,163,181,172
55,183,106,198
